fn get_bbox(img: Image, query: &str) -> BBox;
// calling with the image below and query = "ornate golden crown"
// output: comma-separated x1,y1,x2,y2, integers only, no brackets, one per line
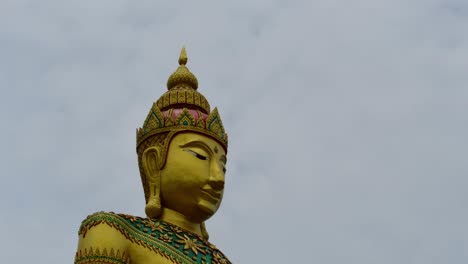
136,48,228,151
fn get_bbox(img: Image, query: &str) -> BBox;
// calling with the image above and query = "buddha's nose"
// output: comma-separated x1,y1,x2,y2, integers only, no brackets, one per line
209,164,225,191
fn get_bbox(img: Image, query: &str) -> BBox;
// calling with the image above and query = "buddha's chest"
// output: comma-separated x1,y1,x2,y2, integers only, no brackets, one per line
118,214,231,264
128,245,229,264
127,247,177,264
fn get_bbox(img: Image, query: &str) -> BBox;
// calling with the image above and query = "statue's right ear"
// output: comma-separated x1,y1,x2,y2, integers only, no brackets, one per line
142,145,163,177
142,145,163,219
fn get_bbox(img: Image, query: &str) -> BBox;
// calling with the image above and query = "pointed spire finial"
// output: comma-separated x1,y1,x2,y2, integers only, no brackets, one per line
166,46,198,90
178,46,188,66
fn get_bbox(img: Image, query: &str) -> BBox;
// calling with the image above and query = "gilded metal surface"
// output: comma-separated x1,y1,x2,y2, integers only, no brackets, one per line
137,48,227,151
75,48,231,264
167,47,199,90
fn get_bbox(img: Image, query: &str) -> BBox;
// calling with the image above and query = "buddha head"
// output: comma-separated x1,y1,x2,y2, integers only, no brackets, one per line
136,48,228,238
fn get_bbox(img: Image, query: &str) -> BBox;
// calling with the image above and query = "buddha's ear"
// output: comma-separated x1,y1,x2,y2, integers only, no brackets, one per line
142,145,163,219
142,145,163,176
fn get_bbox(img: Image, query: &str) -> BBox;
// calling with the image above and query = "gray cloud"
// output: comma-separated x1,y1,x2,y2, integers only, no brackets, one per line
1,0,467,263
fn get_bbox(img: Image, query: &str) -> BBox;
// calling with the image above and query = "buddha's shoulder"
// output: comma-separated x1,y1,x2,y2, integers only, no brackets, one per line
78,211,143,237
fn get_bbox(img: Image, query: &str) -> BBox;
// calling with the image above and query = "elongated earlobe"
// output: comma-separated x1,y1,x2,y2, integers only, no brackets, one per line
145,181,161,218
142,146,163,219
145,195,161,218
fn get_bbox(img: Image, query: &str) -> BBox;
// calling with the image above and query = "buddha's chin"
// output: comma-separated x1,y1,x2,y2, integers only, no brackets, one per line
197,199,218,220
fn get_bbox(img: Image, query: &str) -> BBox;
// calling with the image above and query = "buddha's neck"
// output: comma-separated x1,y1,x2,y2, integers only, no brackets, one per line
159,208,202,236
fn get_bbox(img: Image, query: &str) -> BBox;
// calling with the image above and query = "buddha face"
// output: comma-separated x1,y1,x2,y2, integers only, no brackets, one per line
159,132,227,222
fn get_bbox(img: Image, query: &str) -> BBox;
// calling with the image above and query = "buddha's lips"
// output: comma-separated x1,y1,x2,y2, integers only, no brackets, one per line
201,188,222,200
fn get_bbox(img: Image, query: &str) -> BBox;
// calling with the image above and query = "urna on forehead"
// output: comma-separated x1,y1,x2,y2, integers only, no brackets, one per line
136,47,228,153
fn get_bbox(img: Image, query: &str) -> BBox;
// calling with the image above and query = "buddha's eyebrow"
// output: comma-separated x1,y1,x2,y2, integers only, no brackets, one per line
180,140,211,153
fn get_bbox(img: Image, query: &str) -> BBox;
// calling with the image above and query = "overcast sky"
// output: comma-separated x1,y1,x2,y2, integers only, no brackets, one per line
1,0,468,263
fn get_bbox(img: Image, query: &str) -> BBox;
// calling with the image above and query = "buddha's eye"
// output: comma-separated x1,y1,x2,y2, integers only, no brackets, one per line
184,149,209,160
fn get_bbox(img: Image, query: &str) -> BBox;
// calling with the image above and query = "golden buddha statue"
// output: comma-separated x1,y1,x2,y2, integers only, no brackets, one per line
74,48,231,264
